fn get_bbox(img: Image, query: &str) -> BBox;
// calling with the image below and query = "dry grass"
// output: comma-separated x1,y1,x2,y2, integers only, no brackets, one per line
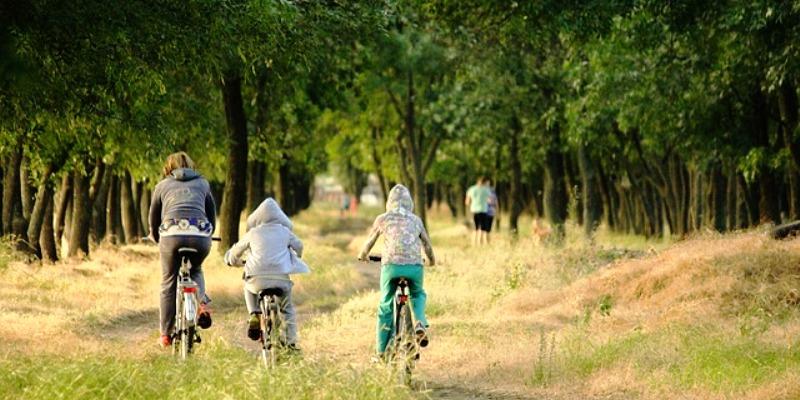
1,206,799,399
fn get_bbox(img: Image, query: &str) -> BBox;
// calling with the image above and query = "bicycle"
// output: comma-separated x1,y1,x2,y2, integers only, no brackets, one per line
143,236,219,359
224,258,293,369
365,255,420,385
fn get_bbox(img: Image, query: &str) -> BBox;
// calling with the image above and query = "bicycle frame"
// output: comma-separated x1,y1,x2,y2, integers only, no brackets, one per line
362,255,421,385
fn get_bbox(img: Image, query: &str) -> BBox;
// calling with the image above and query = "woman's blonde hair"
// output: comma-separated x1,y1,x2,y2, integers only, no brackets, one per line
162,151,195,177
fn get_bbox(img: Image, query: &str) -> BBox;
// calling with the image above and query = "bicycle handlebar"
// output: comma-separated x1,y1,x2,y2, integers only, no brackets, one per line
140,236,221,243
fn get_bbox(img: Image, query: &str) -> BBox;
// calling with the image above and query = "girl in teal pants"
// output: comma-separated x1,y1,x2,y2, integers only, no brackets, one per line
376,264,427,353
358,184,436,357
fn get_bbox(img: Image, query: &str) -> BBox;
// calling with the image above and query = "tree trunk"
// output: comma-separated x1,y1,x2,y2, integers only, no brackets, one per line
105,174,122,244
40,194,57,263
120,171,139,243
275,158,313,217
753,88,780,223
20,156,32,222
67,169,91,257
139,186,151,237
370,126,389,202
597,162,617,230
564,153,581,225
246,160,266,213
778,82,800,168
509,116,523,233
2,143,22,236
691,169,704,230
26,163,55,256
578,144,602,237
740,175,759,227
0,164,3,234
406,71,428,227
133,180,145,236
726,168,738,230
54,173,72,248
712,166,727,232
543,127,568,240
91,167,112,243
454,179,466,219
218,74,249,251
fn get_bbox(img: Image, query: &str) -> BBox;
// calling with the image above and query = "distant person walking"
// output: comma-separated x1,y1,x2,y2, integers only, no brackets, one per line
465,177,491,246
485,178,499,243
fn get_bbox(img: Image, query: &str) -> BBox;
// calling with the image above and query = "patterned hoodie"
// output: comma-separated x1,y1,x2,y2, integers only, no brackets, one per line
359,184,435,266
224,198,309,277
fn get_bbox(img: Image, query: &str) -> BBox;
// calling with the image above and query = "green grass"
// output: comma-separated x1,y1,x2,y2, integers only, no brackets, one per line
0,339,414,400
531,326,800,394
669,332,800,391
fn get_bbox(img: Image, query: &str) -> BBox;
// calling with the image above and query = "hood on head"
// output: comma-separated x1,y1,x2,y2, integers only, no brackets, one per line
171,168,200,181
386,184,414,212
247,197,293,230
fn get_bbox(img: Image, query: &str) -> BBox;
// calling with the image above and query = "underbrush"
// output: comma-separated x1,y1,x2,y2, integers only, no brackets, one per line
717,248,800,335
0,236,27,270
0,339,413,400
527,325,800,396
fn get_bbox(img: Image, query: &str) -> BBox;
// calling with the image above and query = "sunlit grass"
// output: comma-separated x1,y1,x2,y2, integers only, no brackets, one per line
0,339,413,400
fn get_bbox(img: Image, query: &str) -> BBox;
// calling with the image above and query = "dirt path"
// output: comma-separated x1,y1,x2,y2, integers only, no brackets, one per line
426,384,535,400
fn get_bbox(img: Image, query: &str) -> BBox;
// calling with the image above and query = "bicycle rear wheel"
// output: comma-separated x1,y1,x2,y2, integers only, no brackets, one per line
173,292,183,357
179,295,196,360
395,303,415,385
268,302,281,368
260,299,271,369
181,324,194,359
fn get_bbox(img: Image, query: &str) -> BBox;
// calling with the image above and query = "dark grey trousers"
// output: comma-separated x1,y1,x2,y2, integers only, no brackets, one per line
159,235,211,335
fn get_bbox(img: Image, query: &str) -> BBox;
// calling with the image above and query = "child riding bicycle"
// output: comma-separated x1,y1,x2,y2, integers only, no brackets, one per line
224,198,309,349
358,184,435,359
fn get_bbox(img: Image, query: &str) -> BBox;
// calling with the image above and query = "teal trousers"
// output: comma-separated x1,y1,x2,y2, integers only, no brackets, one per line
376,264,427,354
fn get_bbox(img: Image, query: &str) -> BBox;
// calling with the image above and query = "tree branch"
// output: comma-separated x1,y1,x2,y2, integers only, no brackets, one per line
385,86,404,118
422,133,442,174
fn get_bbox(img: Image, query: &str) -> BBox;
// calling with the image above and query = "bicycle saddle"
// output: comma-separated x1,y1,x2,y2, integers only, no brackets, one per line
259,288,284,298
178,247,198,256
393,277,409,287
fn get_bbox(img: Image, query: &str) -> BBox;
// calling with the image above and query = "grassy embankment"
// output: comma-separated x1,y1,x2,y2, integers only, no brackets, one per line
1,203,799,399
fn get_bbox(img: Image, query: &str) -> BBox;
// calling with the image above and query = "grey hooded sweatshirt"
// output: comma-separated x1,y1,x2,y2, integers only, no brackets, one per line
358,184,435,266
148,168,216,242
224,198,309,277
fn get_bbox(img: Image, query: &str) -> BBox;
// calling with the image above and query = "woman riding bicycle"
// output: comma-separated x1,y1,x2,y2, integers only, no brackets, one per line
148,152,216,348
358,184,435,360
